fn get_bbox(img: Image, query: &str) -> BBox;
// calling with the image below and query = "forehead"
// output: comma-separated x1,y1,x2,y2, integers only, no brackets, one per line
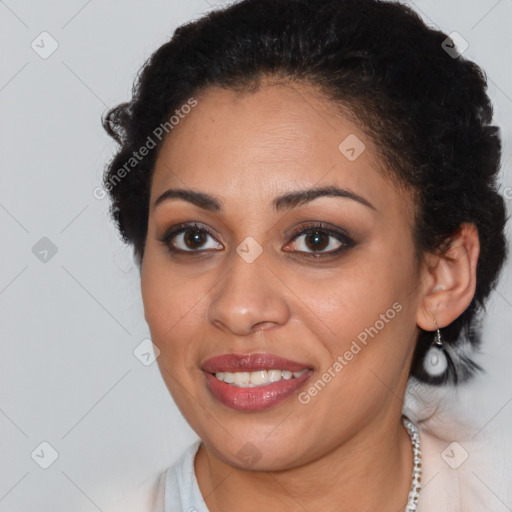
151,82,407,216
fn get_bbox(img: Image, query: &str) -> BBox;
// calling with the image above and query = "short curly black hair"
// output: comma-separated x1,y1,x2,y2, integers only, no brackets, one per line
102,0,508,385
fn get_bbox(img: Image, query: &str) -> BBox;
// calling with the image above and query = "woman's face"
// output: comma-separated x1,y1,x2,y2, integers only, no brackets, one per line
141,81,425,470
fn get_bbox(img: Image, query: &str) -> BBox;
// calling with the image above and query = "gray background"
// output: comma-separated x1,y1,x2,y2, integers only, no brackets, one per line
1,0,511,510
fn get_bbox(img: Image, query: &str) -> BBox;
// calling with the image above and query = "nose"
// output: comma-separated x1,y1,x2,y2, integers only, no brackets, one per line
207,250,291,336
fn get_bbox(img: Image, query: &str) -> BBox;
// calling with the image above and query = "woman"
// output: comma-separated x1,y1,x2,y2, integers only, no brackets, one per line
102,0,509,510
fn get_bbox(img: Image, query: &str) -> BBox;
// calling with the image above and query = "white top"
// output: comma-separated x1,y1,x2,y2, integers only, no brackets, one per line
163,439,207,512
156,425,511,512
107,380,512,511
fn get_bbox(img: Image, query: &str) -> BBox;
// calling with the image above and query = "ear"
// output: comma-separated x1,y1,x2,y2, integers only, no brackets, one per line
416,223,480,330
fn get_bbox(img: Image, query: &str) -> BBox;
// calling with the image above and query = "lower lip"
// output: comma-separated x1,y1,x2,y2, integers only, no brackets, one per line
204,371,313,411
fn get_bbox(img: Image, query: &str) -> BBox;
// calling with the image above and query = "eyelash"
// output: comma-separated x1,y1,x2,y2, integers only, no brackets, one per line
157,221,356,259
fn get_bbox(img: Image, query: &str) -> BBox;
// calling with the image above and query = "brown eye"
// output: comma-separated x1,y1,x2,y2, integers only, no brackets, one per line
284,222,355,257
183,229,208,249
158,222,223,253
304,231,330,251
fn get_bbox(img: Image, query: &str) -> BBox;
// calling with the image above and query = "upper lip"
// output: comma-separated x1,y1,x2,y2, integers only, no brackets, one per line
202,353,312,373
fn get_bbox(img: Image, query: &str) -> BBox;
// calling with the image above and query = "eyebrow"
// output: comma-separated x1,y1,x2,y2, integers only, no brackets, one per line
152,185,376,212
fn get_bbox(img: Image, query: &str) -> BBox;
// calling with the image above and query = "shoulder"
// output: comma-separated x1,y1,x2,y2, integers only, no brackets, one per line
416,423,509,511
416,424,463,511
107,440,205,512
162,439,209,512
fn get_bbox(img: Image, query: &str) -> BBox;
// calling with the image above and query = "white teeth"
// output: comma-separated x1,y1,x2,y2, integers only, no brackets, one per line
214,368,308,387
233,372,250,386
250,370,268,385
223,372,235,383
267,369,282,382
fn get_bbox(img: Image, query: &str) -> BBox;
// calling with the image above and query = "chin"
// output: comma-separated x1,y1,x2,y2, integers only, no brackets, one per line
195,418,321,471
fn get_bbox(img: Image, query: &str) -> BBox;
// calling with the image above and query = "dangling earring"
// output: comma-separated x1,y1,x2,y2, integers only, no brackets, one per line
423,319,448,377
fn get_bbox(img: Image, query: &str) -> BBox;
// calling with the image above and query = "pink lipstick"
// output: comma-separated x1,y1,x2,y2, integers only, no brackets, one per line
202,353,313,411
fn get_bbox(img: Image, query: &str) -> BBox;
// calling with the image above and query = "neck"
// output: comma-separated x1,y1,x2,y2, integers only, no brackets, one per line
195,411,414,512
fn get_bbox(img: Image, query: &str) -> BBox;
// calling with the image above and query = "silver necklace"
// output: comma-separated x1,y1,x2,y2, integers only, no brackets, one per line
402,416,422,512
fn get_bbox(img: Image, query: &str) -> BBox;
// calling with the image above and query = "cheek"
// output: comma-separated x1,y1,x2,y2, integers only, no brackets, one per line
140,254,205,356
302,255,418,388
141,260,208,412
300,257,410,335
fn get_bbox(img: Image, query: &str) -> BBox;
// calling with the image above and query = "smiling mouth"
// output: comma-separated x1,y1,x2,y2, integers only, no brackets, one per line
201,352,314,411
212,368,309,387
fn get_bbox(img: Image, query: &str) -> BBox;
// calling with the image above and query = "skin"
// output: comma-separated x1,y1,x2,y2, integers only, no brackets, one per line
140,79,479,511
